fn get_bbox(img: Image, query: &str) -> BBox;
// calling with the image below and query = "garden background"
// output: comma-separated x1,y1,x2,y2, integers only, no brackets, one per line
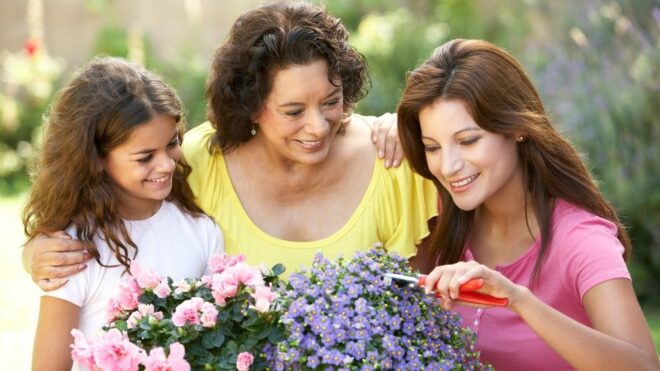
0,0,658,368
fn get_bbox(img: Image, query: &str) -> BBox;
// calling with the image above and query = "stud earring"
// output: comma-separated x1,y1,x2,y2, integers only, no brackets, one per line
517,136,524,142
250,124,257,136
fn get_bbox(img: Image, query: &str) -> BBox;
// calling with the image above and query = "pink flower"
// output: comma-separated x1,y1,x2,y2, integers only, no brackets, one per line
137,271,162,290
210,273,239,305
153,281,172,298
210,262,264,304
106,297,124,323
207,253,246,274
236,352,254,371
251,285,277,313
143,343,190,371
70,329,95,370
92,329,144,371
116,284,139,311
173,279,192,295
200,302,218,328
172,298,203,327
226,262,264,286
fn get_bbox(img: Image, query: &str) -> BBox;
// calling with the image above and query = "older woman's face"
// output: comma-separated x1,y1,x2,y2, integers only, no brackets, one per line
253,59,344,166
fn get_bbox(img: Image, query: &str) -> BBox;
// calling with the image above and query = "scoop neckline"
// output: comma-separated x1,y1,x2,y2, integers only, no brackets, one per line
219,153,381,248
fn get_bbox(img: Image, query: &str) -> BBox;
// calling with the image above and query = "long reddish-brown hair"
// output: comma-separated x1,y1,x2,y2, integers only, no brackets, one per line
397,39,631,280
22,57,204,271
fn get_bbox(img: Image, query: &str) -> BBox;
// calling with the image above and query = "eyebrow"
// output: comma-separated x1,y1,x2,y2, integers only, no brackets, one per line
421,127,481,141
277,87,342,108
129,133,179,155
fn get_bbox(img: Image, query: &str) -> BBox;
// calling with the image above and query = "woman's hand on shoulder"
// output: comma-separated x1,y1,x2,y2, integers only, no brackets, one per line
354,112,404,168
423,261,527,311
22,231,93,291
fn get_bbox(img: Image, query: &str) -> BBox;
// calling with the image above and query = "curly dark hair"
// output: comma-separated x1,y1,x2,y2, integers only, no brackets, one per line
206,1,369,153
22,57,204,272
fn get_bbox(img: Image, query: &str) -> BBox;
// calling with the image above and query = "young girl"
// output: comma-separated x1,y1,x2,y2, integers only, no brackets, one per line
398,39,659,370
22,57,224,370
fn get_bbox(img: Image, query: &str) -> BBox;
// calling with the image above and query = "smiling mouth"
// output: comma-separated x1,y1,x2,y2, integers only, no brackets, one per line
145,175,170,183
449,174,479,188
295,138,326,149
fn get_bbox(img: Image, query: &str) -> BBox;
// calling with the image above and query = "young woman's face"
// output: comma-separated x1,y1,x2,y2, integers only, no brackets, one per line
419,99,522,211
253,59,344,166
102,114,181,218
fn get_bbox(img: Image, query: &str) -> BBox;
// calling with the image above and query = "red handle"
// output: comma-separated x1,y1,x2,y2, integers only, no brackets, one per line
456,291,508,307
418,276,508,307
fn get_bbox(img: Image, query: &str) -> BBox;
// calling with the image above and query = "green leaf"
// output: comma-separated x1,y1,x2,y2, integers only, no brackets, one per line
271,263,286,276
113,320,128,331
267,326,286,343
202,329,225,349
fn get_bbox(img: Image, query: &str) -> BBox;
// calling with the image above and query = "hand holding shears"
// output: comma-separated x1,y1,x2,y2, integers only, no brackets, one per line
384,273,508,307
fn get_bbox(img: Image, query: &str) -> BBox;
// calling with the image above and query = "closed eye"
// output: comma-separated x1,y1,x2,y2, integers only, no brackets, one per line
167,137,180,148
460,136,480,145
423,145,441,153
323,99,340,107
137,154,153,163
285,110,303,117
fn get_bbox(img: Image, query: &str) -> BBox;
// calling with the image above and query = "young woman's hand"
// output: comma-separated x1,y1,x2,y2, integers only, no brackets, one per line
423,260,528,311
370,112,404,168
22,231,93,291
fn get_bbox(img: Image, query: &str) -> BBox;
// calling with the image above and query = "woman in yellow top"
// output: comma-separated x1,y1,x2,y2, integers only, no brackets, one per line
22,1,437,285
182,1,437,273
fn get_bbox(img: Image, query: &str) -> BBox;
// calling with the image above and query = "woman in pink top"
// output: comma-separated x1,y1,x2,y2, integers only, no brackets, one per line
397,39,659,370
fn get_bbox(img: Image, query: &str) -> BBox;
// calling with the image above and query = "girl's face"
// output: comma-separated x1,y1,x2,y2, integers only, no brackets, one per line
419,99,522,211
252,59,344,166
102,114,181,219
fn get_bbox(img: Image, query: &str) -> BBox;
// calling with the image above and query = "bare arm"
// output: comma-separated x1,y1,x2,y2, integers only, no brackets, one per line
33,296,80,371
22,231,92,291
514,279,659,371
425,262,660,370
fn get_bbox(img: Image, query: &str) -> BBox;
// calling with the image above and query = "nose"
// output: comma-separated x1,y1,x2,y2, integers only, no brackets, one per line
440,147,463,178
155,152,176,173
304,109,330,137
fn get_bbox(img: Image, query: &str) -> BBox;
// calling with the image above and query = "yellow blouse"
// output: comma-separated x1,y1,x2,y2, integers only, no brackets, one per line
183,122,438,275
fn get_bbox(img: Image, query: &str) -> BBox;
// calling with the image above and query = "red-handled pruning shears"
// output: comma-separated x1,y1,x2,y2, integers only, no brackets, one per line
383,273,508,307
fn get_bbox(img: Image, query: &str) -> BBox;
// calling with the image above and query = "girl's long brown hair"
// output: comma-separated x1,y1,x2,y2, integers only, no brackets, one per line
397,39,631,280
22,57,204,271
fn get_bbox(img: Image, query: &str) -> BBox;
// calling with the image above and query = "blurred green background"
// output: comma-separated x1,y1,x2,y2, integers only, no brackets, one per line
0,0,658,366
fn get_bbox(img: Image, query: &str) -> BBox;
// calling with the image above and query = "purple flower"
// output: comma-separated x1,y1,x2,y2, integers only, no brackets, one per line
267,246,489,369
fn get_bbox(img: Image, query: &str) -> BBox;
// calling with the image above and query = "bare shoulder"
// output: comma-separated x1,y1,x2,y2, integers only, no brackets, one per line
338,115,377,159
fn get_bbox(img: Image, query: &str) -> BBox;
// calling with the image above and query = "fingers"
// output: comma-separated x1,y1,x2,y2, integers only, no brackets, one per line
30,237,92,284
32,253,89,281
371,113,403,168
37,278,69,292
424,261,483,298
46,230,72,240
